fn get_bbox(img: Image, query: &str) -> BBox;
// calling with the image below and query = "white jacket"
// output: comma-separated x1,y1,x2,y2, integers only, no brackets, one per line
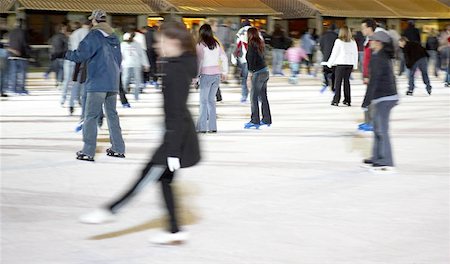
326,39,358,69
121,41,149,68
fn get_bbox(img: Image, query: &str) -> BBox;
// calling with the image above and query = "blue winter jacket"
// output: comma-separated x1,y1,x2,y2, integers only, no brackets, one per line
65,23,121,93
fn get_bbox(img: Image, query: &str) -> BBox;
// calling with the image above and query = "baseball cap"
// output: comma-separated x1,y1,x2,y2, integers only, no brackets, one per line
369,31,391,43
88,9,107,21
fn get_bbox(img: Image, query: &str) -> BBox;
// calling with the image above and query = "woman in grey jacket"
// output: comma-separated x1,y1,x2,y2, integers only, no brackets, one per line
363,31,399,172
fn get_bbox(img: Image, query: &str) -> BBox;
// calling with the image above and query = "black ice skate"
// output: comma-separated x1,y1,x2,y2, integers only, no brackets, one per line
106,148,125,158
76,151,94,162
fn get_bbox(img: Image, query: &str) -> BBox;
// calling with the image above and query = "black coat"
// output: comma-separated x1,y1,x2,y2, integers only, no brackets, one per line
362,49,397,108
402,41,428,69
8,27,31,58
403,26,421,44
151,53,200,168
319,30,338,61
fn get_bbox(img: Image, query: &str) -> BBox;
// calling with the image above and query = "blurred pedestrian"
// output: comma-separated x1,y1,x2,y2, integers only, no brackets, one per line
79,20,200,245
270,24,289,76
233,20,251,103
301,29,316,75
319,24,338,92
359,18,390,132
403,20,421,44
285,39,308,84
46,24,68,88
7,19,31,95
426,29,439,77
244,27,272,129
121,32,150,101
399,37,432,96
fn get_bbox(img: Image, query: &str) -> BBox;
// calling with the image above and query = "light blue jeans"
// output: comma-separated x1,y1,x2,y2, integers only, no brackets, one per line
8,58,28,93
122,66,143,100
272,49,284,75
197,74,220,132
238,61,248,101
82,92,125,156
61,60,74,104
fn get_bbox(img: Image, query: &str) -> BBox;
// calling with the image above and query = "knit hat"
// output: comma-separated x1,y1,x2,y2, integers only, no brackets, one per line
88,9,107,22
369,31,391,43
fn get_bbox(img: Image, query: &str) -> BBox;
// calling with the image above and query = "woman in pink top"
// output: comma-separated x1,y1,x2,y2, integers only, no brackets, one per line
195,24,228,133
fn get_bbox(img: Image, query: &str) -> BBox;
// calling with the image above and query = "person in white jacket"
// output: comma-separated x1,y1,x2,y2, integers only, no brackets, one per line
325,26,358,106
121,32,149,101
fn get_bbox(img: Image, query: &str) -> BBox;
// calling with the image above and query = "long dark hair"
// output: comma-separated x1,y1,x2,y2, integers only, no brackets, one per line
125,32,136,43
159,21,196,55
247,27,264,54
199,24,219,50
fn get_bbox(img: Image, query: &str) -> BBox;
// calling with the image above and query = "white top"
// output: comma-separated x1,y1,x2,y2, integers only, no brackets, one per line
196,43,228,75
326,39,358,69
120,41,149,68
123,32,147,51
69,27,89,50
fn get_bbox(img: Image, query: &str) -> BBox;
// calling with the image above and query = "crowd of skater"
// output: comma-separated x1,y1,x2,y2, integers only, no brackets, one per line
1,10,449,245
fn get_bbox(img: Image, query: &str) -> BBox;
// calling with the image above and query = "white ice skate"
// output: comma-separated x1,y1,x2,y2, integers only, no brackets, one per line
79,209,116,224
370,166,396,174
149,231,189,245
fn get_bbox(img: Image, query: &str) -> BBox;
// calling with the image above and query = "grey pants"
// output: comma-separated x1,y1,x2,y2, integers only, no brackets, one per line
364,104,374,125
197,74,220,132
82,92,125,156
372,100,398,166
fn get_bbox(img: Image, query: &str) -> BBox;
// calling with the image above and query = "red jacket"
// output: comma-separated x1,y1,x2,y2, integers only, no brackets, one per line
363,41,372,78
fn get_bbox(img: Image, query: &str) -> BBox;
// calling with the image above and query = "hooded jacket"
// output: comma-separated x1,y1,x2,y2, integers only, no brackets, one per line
65,22,121,93
151,52,200,168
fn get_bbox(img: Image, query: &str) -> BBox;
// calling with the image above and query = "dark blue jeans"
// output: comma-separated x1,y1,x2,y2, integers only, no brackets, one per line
250,69,271,124
408,57,431,92
0,48,8,95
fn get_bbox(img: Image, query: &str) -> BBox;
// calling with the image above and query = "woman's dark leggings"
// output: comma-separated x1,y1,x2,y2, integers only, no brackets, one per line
107,162,179,233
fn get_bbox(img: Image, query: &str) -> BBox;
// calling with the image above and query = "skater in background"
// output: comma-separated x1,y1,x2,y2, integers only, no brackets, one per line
244,27,272,129
79,20,201,245
195,24,228,133
399,37,432,96
285,39,308,84
362,31,398,172
121,32,150,101
233,20,251,103
319,24,338,93
325,26,358,107
65,9,125,161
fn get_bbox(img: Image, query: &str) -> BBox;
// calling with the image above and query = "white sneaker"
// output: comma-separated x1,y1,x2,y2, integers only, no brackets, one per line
370,166,396,174
79,209,116,224
149,231,189,245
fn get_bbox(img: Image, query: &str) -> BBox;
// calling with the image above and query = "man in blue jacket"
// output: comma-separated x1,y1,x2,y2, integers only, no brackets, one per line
65,10,125,162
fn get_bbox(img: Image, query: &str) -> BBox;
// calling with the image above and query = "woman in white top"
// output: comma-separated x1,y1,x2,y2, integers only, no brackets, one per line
326,26,358,106
195,24,228,133
121,32,149,101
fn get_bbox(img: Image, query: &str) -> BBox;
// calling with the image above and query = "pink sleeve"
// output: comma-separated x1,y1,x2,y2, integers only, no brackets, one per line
196,44,204,76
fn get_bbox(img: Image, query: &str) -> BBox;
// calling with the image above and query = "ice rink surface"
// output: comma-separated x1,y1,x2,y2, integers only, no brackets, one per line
1,73,449,264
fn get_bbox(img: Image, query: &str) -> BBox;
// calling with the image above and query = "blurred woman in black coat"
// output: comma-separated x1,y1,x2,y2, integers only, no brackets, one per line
78,21,200,245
